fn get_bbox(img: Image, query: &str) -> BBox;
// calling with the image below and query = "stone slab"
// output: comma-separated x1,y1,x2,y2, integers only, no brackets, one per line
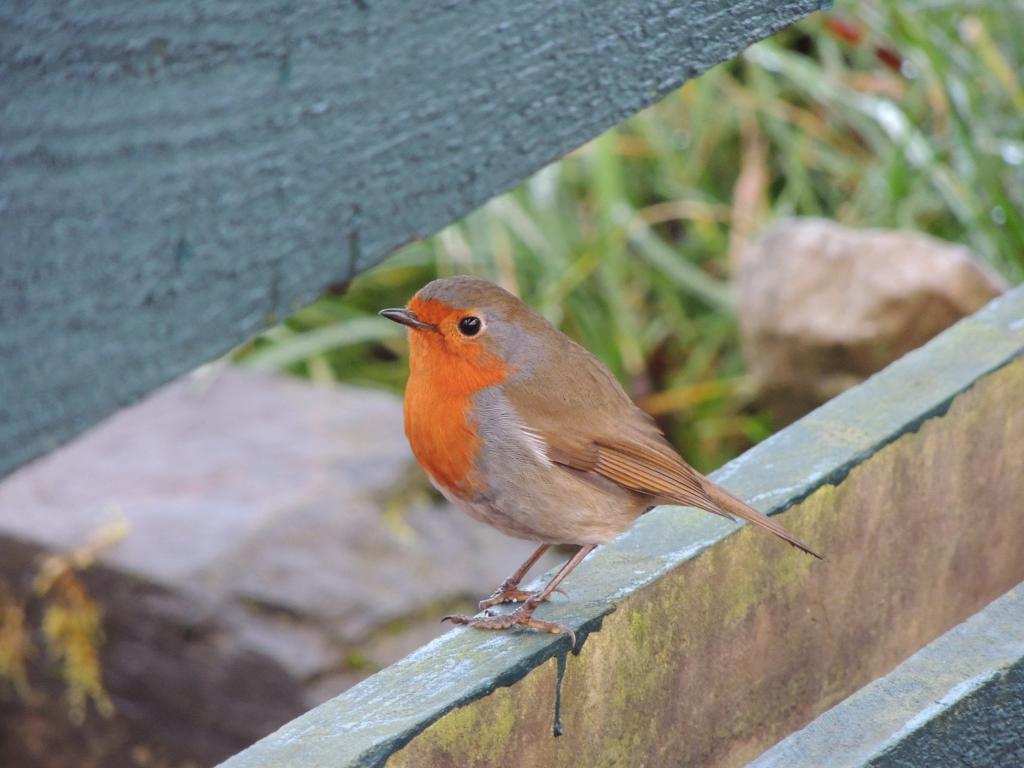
0,368,558,767
737,218,1007,424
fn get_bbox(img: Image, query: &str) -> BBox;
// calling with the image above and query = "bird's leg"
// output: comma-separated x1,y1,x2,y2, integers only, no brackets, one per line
478,544,552,609
445,544,597,643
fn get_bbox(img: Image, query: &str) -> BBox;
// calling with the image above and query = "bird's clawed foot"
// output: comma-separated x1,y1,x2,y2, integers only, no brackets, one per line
478,588,537,610
477,583,565,610
443,602,575,646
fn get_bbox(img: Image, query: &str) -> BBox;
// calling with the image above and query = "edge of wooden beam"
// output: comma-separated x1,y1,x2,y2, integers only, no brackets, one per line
750,583,1024,767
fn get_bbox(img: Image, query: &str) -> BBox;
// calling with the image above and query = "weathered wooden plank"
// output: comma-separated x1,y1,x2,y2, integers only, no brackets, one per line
750,584,1024,768
218,288,1024,767
0,0,824,477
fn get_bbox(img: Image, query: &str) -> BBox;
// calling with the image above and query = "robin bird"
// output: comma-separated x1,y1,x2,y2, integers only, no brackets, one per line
380,276,820,639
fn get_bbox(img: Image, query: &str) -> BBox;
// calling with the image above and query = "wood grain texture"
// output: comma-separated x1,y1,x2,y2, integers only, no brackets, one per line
0,0,823,476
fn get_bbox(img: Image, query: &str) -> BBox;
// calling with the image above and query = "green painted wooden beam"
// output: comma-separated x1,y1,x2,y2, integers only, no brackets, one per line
218,288,1024,767
750,583,1024,767
0,0,826,478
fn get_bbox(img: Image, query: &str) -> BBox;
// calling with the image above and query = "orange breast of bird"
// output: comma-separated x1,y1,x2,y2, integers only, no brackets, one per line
403,297,511,499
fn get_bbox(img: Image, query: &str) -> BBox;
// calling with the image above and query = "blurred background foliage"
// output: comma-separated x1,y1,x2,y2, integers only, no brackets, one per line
236,1,1024,473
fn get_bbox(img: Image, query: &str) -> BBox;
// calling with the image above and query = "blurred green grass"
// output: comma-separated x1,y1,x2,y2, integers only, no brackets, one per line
236,2,1024,473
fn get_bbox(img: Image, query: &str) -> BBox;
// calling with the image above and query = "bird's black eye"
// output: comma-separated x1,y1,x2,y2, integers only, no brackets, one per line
458,316,482,336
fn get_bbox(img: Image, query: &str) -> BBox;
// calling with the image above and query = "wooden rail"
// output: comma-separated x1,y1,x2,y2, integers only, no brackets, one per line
0,0,825,478
219,288,1024,767
752,584,1024,767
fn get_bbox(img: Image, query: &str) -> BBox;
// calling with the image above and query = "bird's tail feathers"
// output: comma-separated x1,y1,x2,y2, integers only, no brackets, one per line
702,482,822,560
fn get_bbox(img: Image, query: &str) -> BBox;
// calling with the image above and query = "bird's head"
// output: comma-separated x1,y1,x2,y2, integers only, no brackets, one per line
379,276,552,384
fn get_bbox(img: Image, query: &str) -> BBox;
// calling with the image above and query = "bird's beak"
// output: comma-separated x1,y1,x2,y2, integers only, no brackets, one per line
378,307,437,332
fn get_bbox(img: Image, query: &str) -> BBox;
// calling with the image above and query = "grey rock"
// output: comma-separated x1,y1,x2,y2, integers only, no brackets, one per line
0,367,558,767
737,219,1007,425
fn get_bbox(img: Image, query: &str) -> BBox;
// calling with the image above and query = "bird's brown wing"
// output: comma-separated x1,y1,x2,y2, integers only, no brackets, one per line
541,431,727,520
503,346,820,558
540,426,820,558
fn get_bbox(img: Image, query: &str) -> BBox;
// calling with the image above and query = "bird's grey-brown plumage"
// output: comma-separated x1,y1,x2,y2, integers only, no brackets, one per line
438,277,820,557
383,275,819,639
